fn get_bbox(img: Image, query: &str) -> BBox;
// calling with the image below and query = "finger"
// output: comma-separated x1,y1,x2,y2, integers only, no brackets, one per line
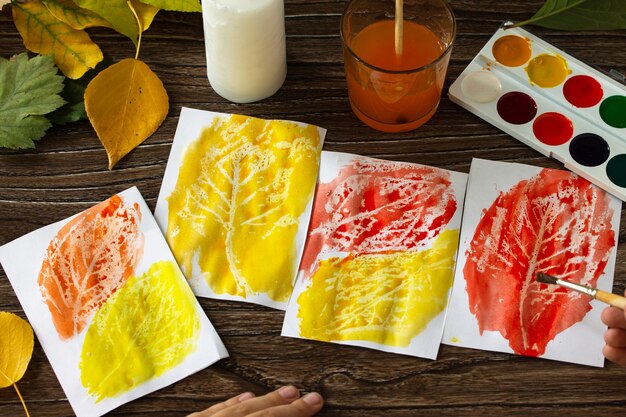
605,328,626,348
603,344,626,367
601,306,626,329
212,386,301,417
188,392,255,417
248,392,324,417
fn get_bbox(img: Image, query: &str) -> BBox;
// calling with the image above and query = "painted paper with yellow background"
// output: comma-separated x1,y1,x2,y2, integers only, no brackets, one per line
80,260,200,402
281,152,468,359
298,229,458,347
158,109,324,309
0,186,227,417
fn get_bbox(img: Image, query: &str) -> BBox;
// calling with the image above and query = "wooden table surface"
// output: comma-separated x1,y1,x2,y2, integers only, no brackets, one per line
2,1,626,416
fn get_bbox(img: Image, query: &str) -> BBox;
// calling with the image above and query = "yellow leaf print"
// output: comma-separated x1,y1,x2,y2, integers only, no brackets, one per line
167,115,322,302
298,229,459,347
80,261,200,401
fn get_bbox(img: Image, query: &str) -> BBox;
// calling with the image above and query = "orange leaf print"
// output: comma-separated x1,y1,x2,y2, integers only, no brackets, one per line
38,194,144,339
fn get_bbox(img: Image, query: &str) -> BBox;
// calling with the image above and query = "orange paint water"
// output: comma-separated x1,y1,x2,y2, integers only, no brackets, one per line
345,20,448,132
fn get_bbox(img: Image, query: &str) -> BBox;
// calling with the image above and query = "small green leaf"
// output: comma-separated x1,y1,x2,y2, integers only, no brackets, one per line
47,58,112,125
46,91,86,125
515,0,626,31
0,53,65,149
139,0,201,12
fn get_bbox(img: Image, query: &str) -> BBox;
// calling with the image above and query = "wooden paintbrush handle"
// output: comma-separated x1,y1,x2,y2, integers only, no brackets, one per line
596,290,626,310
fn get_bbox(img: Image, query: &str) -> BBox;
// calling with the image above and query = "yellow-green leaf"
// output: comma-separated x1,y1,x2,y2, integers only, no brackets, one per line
132,0,159,31
0,312,34,388
72,0,158,44
84,58,168,169
41,0,112,30
79,261,200,401
42,0,158,33
12,0,103,79
139,0,201,12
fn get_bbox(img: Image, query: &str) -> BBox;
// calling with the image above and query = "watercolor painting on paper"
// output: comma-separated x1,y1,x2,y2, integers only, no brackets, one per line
282,151,468,359
443,158,621,367
0,187,227,417
154,107,325,310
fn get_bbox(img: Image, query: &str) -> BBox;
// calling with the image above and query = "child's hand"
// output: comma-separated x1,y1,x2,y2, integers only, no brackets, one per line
601,298,626,366
188,386,323,417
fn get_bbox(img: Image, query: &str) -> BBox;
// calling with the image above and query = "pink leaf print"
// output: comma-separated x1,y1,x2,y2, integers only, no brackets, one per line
464,169,615,356
300,157,457,277
38,194,144,340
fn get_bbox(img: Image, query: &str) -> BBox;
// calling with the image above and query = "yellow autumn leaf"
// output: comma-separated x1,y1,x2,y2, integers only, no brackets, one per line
84,58,168,169
41,0,112,30
298,229,459,347
80,261,200,401
12,0,103,79
0,312,34,417
166,115,322,302
0,312,34,387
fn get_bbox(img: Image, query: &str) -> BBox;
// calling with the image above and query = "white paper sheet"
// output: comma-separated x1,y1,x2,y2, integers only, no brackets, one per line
282,151,468,359
154,107,326,310
442,158,621,367
0,187,228,417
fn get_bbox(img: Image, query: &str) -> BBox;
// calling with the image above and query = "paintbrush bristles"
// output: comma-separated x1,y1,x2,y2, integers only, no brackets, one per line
536,273,558,285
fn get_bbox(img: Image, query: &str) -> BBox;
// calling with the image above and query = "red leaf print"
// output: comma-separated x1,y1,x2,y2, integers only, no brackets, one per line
300,157,457,277
38,194,144,340
464,169,615,356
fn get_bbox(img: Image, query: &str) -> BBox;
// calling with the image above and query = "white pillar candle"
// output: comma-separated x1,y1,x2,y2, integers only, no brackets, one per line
202,0,287,103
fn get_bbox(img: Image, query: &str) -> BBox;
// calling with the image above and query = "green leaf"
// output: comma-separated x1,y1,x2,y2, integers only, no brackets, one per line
46,90,85,125
79,260,200,401
0,53,65,149
47,58,112,125
0,114,52,150
515,0,626,30
139,0,201,12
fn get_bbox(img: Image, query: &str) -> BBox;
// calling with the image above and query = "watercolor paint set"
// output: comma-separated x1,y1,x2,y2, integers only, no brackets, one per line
449,24,626,201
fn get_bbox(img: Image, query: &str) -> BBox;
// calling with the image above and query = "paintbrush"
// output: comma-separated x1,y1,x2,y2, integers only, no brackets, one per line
536,273,626,310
